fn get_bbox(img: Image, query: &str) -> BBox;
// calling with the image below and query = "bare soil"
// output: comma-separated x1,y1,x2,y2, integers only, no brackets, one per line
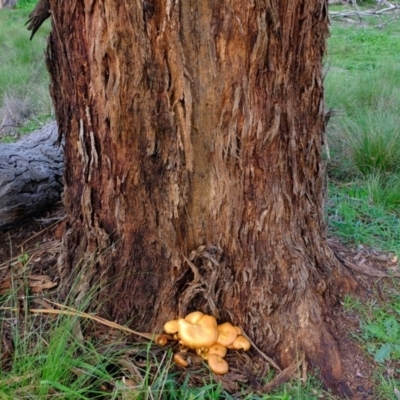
0,205,399,399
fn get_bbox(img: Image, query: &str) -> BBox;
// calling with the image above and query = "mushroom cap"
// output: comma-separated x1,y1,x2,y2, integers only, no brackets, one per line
234,326,242,335
208,354,229,375
178,314,218,349
155,334,168,346
184,311,205,324
173,353,189,367
163,319,179,334
231,335,251,351
208,343,227,358
216,322,238,347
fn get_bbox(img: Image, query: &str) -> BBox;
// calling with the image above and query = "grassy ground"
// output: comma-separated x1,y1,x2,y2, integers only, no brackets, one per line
0,0,51,141
325,5,400,399
0,1,399,399
325,4,400,258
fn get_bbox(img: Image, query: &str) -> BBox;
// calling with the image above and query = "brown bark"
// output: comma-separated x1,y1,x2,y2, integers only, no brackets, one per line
46,0,356,395
25,0,50,40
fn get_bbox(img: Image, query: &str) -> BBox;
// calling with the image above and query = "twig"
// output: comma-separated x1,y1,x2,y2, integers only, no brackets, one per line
238,326,282,372
262,360,300,393
0,301,172,345
18,216,65,248
329,3,399,18
0,241,61,270
372,14,399,28
33,299,172,343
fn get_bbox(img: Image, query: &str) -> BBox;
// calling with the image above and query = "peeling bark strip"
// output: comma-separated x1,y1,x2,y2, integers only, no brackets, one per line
25,0,51,40
47,1,356,395
0,122,63,229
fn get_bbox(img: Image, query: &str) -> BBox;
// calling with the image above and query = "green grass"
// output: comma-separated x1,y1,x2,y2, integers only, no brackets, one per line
326,12,400,398
0,289,331,400
0,255,332,400
0,4,52,139
326,11,400,221
326,13,400,145
16,0,39,9
0,280,120,399
325,64,400,181
327,182,400,255
343,289,400,399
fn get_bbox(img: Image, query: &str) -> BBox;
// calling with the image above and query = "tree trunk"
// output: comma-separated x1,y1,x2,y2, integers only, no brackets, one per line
0,122,63,230
46,0,356,394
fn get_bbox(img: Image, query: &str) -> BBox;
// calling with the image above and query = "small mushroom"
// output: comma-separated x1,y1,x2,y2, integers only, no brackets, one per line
173,353,189,367
230,335,251,351
208,343,227,358
155,334,169,346
208,354,229,375
163,319,179,334
178,314,218,349
216,322,238,347
234,326,242,335
196,348,209,360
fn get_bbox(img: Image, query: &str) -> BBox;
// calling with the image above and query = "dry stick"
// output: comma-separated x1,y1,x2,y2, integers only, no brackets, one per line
0,373,36,386
329,3,398,18
18,217,65,248
262,360,301,394
0,241,60,271
28,300,171,343
238,326,282,373
29,308,169,343
344,258,400,277
372,15,399,28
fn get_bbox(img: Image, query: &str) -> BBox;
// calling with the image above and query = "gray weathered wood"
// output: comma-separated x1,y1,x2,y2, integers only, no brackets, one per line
0,0,17,9
0,122,63,230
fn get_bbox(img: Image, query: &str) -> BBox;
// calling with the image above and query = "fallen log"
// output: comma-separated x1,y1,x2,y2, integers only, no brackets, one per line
0,122,63,230
329,1,399,18
0,0,17,9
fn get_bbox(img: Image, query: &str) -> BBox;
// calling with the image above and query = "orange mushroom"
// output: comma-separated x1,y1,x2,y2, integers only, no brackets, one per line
196,348,209,360
163,319,179,334
178,314,218,349
230,335,251,351
173,353,189,367
216,322,238,347
234,326,242,335
208,354,229,375
184,311,205,324
208,343,227,358
155,335,169,346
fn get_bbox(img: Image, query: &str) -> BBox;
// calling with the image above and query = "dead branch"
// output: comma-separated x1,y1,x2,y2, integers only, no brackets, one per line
329,1,399,18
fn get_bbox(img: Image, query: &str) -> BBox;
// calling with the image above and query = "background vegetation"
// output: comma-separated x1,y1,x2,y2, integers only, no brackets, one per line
0,1,399,398
325,4,400,258
0,0,51,140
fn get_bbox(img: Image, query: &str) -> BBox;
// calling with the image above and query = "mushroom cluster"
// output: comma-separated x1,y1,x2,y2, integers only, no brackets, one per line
163,311,251,374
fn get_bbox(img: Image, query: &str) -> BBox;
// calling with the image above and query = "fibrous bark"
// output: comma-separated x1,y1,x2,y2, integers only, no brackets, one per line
46,1,356,395
25,0,50,40
0,122,63,229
